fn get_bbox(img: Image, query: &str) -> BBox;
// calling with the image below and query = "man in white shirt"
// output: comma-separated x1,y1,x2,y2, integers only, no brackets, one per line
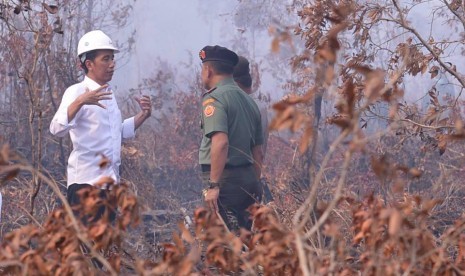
50,30,151,222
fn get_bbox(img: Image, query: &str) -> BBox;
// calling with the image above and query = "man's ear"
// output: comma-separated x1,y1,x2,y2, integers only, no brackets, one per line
206,64,213,78
85,59,93,71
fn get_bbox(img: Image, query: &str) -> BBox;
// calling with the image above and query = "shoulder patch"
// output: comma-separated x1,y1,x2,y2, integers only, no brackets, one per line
204,105,215,117
202,98,215,106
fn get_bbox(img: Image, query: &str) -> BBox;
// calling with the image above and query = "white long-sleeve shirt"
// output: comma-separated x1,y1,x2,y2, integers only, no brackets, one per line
50,76,135,187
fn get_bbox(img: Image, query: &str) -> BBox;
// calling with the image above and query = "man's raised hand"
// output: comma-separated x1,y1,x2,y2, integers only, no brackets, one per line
78,84,112,109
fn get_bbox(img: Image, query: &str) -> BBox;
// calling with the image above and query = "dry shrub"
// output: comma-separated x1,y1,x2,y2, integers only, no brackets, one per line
0,181,139,275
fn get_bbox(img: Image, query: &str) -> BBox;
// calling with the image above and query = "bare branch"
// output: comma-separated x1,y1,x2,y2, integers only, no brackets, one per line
392,0,465,98
442,0,465,31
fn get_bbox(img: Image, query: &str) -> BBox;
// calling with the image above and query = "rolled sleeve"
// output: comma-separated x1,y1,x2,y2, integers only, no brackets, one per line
122,116,135,139
50,89,79,137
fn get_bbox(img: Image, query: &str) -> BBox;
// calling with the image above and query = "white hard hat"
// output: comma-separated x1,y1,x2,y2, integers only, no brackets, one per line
77,30,119,57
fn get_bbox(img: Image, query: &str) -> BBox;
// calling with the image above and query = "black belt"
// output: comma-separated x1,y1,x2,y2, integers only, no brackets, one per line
201,163,252,172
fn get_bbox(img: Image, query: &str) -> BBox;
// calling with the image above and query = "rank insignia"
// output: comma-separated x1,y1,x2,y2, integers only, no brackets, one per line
199,50,206,60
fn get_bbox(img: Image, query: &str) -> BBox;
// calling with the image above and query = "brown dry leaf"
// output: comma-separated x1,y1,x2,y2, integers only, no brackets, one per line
353,231,365,243
361,218,373,234
62,242,78,257
392,180,405,194
367,9,381,22
388,104,398,119
271,37,280,53
326,114,351,129
344,78,356,115
388,210,402,236
270,106,295,131
231,237,243,254
178,222,194,244
379,209,392,220
456,120,464,132
355,66,385,102
20,249,36,261
90,223,107,238
429,66,439,79
325,66,335,85
298,125,313,154
272,100,289,111
421,63,428,75
162,243,180,262
291,113,306,132
409,168,422,178
316,47,336,64
354,210,368,219
42,3,58,14
173,232,185,255
438,134,447,155
121,195,137,210
422,199,442,213
371,155,389,179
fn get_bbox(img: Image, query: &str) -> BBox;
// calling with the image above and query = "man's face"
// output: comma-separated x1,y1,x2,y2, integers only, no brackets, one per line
86,49,115,85
201,63,211,90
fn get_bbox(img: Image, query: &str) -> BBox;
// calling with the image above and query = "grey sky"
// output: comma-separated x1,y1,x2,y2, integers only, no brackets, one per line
112,1,242,93
110,0,464,105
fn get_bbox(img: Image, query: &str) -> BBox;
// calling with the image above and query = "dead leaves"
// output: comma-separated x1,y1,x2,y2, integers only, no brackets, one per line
353,65,386,103
269,26,294,53
349,195,455,274
0,182,139,275
315,22,348,64
270,90,314,153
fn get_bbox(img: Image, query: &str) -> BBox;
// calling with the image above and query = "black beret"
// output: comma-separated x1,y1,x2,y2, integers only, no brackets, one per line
199,45,239,66
233,56,252,88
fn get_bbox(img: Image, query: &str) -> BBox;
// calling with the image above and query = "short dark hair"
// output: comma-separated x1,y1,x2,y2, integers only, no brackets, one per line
206,60,235,75
233,56,252,89
79,50,99,74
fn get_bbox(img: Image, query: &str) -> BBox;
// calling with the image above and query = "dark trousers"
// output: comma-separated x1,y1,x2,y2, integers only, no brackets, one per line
202,166,262,232
67,183,116,224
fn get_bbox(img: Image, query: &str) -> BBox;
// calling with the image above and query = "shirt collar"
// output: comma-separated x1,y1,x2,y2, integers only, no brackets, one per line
83,76,110,91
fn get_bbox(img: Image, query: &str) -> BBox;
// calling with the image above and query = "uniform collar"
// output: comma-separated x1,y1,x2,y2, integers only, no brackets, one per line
202,87,216,97
202,77,235,97
216,77,235,87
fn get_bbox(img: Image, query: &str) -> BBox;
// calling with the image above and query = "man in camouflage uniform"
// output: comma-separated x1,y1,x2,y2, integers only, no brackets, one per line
198,45,263,232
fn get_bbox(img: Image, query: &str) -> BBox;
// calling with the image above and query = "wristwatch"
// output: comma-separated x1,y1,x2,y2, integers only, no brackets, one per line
208,179,220,189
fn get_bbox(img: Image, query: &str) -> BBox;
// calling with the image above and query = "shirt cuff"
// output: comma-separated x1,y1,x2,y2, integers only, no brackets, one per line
57,109,76,127
50,109,76,136
122,117,135,139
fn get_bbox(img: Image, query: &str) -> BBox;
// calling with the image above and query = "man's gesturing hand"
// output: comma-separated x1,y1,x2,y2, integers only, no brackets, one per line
77,84,112,109
136,95,152,118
